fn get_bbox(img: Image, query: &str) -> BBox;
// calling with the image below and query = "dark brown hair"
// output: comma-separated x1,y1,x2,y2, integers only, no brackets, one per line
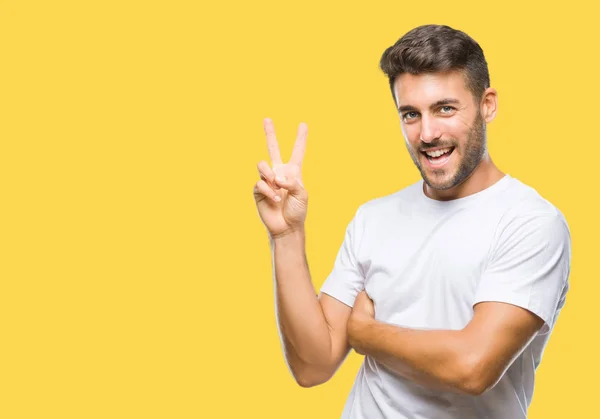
380,25,490,103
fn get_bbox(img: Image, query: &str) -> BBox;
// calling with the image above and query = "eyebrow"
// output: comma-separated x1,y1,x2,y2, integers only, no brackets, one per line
398,98,461,113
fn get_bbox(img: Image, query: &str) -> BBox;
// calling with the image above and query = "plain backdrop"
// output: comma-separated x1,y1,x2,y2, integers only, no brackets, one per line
0,1,597,417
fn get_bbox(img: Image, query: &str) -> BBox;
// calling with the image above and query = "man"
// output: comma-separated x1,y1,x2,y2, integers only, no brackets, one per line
253,24,571,419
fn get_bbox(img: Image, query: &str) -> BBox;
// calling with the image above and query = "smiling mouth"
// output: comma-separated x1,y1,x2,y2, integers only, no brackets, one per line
421,147,455,165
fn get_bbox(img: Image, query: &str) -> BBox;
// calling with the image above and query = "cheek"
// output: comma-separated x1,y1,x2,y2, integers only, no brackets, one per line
402,124,420,145
452,113,475,131
441,119,470,142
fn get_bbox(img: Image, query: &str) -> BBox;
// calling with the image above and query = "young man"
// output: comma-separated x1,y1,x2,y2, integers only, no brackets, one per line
253,24,571,419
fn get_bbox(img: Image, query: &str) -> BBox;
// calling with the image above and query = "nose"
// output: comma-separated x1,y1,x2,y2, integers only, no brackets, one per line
419,114,441,143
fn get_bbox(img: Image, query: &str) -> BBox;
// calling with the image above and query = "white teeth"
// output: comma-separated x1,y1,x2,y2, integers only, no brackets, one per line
425,148,451,158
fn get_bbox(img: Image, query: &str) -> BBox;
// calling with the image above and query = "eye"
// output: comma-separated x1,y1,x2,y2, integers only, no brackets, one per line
403,111,419,121
440,106,455,114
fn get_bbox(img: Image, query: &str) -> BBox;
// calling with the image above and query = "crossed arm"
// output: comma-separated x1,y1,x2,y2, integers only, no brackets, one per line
273,232,545,394
344,291,545,395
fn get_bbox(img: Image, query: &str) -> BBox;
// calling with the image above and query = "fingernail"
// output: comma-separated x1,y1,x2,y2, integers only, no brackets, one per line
276,176,286,183
274,195,281,202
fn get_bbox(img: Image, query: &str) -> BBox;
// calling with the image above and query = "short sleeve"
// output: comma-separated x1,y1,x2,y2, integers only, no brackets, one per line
320,207,366,307
474,213,571,334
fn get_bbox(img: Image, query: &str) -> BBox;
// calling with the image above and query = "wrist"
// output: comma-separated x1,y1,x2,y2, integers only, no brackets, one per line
270,227,305,244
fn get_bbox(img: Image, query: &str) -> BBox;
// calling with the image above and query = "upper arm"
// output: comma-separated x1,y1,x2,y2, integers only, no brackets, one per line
464,212,571,392
315,207,366,376
474,212,571,334
317,292,353,375
462,301,544,393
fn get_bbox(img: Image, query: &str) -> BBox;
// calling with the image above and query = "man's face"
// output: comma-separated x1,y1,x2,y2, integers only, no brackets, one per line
394,71,487,191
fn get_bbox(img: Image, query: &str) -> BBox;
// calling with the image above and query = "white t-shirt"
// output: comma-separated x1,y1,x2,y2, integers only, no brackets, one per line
320,174,571,419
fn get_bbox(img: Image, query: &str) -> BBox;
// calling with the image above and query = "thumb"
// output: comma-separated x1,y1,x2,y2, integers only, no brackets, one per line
274,175,305,195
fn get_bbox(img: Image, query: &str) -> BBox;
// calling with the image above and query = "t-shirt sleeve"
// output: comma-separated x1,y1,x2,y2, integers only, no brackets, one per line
474,212,571,334
319,207,366,307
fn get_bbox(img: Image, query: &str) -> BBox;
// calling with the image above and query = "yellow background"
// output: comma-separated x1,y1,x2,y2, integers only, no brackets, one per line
0,0,596,417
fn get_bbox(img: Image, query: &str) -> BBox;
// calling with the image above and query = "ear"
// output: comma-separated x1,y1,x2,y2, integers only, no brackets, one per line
481,87,498,123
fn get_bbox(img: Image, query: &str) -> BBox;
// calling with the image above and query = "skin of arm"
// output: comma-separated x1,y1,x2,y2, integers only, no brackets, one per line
271,228,353,387
254,119,353,388
347,291,544,395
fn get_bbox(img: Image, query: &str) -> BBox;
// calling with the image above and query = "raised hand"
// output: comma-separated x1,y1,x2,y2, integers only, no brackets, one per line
254,118,308,239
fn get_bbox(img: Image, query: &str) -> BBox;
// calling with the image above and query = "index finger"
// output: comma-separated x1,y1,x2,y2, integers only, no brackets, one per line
263,118,282,166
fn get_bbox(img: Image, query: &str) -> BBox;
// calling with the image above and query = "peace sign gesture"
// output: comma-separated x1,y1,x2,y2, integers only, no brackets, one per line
254,118,309,239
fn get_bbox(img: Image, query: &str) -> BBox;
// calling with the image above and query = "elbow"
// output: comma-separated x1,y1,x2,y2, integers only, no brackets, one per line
458,377,491,396
290,365,333,388
454,356,500,396
295,375,324,388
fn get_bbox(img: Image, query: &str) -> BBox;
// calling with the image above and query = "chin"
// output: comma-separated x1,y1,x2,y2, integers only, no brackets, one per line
424,178,456,191
422,168,459,191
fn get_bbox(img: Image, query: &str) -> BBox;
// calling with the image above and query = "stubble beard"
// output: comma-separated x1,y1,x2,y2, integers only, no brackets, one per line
407,112,487,191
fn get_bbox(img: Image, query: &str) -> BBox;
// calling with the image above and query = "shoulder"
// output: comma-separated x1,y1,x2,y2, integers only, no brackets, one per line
498,177,569,228
492,177,571,251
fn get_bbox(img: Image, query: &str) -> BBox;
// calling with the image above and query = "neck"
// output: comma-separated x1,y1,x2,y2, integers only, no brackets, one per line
424,155,505,201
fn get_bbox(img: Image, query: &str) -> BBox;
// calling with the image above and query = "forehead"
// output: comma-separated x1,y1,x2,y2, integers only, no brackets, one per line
393,71,472,108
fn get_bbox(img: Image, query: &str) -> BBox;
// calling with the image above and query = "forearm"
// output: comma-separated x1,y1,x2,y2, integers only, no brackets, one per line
350,318,479,394
271,230,335,378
